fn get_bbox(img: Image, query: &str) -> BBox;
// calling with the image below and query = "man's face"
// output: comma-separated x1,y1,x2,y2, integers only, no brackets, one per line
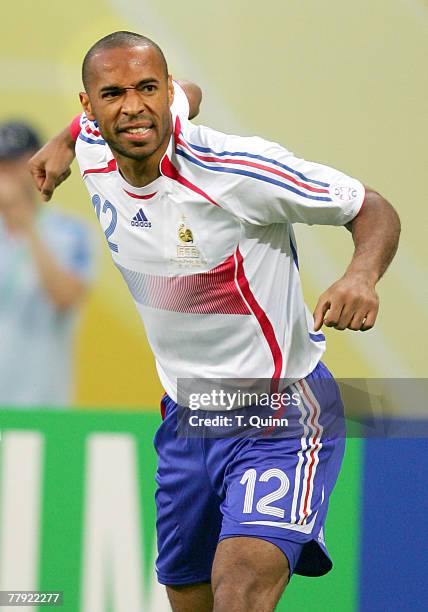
0,156,35,195
0,155,37,230
80,45,174,162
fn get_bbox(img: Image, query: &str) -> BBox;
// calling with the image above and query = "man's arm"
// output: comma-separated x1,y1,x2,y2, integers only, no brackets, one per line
207,131,400,333
313,187,401,332
28,79,202,202
0,177,86,311
26,226,87,311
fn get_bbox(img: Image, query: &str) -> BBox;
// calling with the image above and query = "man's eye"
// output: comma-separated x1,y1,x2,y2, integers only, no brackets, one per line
141,84,156,93
102,91,121,99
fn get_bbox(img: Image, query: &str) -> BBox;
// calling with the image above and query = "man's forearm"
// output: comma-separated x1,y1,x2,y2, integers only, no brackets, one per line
313,187,400,332
26,226,85,311
345,187,401,285
175,80,202,119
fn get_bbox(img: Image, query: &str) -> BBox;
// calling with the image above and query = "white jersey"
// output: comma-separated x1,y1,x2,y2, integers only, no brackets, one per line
75,83,364,402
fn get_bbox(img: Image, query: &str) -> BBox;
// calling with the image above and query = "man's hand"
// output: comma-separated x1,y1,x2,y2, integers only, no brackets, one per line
28,126,76,202
313,272,379,332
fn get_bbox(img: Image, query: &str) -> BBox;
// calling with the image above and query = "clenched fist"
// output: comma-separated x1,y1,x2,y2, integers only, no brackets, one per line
313,272,379,332
28,126,76,201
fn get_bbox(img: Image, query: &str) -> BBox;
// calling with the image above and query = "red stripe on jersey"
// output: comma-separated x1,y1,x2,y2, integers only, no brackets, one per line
124,190,158,200
85,124,102,137
119,254,251,315
161,155,220,208
83,158,117,176
174,115,182,141
176,134,329,195
235,248,283,383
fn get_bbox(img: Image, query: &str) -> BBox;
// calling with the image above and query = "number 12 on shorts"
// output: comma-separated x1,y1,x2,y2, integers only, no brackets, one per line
240,468,290,519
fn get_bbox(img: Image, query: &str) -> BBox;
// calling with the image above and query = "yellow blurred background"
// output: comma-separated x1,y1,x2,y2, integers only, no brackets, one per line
1,0,426,408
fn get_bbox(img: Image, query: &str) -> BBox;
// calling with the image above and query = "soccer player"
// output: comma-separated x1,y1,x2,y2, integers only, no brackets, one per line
0,120,94,407
29,32,400,611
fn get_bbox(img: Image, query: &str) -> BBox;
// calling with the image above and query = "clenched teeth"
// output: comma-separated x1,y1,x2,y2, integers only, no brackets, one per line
125,127,151,134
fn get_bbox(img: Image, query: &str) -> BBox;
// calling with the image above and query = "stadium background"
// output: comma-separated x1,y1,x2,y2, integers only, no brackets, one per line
0,0,427,610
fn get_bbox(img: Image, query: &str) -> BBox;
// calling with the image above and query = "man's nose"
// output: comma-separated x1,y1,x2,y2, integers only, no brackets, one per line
121,88,145,115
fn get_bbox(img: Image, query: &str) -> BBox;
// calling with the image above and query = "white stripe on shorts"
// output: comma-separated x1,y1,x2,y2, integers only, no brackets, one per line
289,382,310,524
296,379,324,525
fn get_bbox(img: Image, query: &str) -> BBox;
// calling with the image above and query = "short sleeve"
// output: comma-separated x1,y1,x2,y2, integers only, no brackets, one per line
170,81,190,123
218,136,365,226
69,114,82,141
75,114,111,176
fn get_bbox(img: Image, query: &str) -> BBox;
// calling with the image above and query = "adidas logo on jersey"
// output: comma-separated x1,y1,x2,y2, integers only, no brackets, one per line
131,209,152,228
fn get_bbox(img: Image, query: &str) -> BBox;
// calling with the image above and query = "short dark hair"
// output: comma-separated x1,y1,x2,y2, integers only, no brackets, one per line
82,31,169,90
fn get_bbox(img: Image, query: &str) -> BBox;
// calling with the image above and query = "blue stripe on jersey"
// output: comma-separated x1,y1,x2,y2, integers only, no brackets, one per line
81,117,100,128
309,333,326,342
290,238,299,269
176,149,332,202
183,141,330,188
79,133,106,145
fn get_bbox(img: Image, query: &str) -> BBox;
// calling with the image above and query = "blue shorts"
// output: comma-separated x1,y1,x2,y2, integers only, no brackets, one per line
154,361,345,586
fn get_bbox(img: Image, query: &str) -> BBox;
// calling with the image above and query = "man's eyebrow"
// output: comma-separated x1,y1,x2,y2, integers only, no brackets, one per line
99,84,125,93
99,78,160,93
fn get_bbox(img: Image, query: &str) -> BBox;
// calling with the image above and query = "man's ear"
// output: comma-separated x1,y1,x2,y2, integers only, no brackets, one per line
79,92,95,120
167,75,174,108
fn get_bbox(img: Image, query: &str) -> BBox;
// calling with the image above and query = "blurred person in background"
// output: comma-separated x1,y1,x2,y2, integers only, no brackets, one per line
0,121,95,408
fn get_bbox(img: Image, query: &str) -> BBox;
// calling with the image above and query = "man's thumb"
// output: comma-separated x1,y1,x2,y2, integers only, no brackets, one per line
313,298,329,332
41,173,55,201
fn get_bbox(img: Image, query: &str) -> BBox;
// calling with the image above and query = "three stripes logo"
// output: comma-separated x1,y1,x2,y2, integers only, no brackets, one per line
131,208,152,228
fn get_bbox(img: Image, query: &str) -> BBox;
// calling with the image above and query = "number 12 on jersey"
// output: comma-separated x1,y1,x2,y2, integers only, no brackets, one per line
240,468,289,519
92,194,119,253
